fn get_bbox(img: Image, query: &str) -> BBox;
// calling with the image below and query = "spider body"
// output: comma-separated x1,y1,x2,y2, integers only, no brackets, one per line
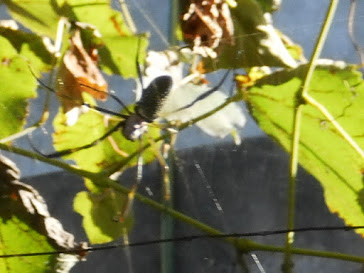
123,75,173,141
122,113,149,141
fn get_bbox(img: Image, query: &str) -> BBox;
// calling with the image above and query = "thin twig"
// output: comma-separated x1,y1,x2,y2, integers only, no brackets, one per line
304,94,364,158
283,0,339,272
348,0,364,66
118,0,137,33
2,226,364,263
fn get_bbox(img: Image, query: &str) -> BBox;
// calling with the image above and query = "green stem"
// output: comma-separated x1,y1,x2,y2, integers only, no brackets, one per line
168,0,179,46
251,241,364,263
103,95,237,176
161,135,176,273
304,94,364,158
119,0,137,33
1,144,364,264
284,0,339,271
179,96,237,130
0,143,98,179
0,126,39,144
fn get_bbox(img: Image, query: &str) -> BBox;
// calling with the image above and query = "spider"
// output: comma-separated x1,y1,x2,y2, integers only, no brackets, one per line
31,52,229,222
33,73,172,158
31,55,230,159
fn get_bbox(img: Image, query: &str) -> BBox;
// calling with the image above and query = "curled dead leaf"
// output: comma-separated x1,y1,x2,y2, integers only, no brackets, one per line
57,27,108,115
0,155,85,252
181,0,235,58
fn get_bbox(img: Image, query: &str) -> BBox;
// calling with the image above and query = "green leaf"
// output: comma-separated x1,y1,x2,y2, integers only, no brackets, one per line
0,24,54,141
53,106,161,173
0,23,54,69
0,196,56,273
58,0,148,77
5,0,147,77
0,36,37,140
203,0,297,70
246,61,364,233
4,0,60,39
74,190,133,244
0,155,79,272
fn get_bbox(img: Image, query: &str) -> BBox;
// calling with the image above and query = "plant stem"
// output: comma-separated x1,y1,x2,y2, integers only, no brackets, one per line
119,0,137,33
179,96,237,130
304,94,364,158
0,143,97,179
251,241,364,263
1,143,364,264
160,135,176,273
0,126,39,144
103,94,236,176
168,0,179,46
283,0,339,271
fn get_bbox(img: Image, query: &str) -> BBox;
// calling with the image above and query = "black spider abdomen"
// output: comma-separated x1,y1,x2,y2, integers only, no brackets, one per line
136,75,173,121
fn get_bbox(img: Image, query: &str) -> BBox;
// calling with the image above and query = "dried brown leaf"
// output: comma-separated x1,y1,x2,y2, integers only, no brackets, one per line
57,28,108,113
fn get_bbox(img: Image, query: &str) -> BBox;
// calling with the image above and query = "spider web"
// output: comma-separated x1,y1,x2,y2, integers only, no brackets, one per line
1,0,364,272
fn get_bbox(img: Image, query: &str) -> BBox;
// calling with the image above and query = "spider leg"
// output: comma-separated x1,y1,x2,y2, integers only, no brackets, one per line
175,70,231,112
30,120,125,158
117,136,144,222
79,83,131,114
84,103,128,119
104,116,129,157
136,37,145,91
117,133,175,223
29,66,130,119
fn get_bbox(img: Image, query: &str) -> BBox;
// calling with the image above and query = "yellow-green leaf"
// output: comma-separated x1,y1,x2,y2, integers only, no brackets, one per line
58,0,148,77
0,37,36,140
4,0,60,39
73,190,133,244
53,107,161,174
246,62,364,233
